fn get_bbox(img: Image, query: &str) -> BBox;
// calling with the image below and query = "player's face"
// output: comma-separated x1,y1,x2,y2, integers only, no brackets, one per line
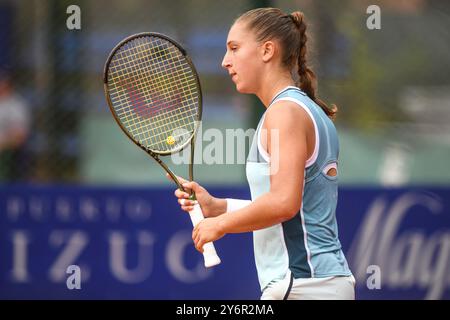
221,21,263,94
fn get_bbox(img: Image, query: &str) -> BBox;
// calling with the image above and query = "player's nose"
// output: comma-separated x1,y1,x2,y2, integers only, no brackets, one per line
221,52,231,69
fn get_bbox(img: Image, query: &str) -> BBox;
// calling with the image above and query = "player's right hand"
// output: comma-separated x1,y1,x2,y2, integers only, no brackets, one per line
166,174,225,218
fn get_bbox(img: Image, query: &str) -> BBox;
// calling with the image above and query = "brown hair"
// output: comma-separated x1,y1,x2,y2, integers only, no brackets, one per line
237,8,337,119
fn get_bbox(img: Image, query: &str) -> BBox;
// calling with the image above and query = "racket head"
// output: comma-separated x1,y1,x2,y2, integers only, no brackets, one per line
103,32,202,156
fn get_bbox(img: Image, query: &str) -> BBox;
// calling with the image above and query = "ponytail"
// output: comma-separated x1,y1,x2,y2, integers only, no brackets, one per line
290,12,338,119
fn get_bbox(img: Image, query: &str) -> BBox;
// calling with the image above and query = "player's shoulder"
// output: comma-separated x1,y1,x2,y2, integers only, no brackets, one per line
264,99,312,130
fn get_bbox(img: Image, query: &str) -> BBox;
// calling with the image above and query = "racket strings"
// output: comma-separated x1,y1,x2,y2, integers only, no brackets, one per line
107,35,200,153
109,39,198,133
112,40,193,145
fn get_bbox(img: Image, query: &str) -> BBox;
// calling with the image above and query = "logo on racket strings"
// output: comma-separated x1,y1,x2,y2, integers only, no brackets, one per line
121,79,184,119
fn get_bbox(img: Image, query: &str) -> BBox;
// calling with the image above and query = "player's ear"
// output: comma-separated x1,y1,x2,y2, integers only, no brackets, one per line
261,40,276,63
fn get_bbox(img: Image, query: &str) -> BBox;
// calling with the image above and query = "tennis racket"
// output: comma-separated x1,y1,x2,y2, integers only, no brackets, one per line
103,32,221,268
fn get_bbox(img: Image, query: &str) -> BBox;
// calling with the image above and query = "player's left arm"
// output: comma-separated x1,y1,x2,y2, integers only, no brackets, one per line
193,101,312,251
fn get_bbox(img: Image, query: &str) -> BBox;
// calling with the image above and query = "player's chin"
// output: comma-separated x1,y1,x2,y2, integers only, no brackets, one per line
235,83,251,94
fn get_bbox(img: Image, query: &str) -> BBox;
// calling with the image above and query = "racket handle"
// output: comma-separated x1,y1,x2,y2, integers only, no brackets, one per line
188,203,221,268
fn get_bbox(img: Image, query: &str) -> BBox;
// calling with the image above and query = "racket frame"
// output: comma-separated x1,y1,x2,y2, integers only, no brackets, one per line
103,32,202,194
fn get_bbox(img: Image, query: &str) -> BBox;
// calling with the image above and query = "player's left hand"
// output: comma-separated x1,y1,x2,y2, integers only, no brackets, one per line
192,216,225,253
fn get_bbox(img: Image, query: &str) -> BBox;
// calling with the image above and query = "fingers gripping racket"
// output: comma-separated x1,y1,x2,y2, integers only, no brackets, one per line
103,33,221,268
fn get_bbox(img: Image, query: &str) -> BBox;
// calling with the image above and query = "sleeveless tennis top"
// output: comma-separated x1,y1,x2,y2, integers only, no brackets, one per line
246,86,352,291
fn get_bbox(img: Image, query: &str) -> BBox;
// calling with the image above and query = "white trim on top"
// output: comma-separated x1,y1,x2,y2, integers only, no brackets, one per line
257,96,320,168
277,222,290,278
257,114,271,163
256,86,300,163
269,86,299,106
300,207,315,277
256,86,303,163
300,176,315,277
322,162,338,175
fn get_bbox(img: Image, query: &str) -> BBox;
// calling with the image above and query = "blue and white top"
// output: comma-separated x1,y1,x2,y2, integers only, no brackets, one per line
246,86,352,291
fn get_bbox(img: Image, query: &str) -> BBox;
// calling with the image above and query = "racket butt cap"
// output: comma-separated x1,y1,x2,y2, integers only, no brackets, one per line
204,255,221,268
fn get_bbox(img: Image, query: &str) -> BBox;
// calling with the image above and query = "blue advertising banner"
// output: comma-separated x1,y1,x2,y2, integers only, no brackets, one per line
0,185,449,300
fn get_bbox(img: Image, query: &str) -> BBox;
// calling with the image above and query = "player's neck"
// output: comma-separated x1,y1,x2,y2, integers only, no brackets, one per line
256,73,295,108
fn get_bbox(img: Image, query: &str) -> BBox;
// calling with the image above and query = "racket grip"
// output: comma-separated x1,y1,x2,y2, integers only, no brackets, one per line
189,203,221,268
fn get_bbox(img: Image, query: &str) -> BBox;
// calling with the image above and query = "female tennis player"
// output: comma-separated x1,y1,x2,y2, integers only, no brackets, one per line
171,7,355,300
